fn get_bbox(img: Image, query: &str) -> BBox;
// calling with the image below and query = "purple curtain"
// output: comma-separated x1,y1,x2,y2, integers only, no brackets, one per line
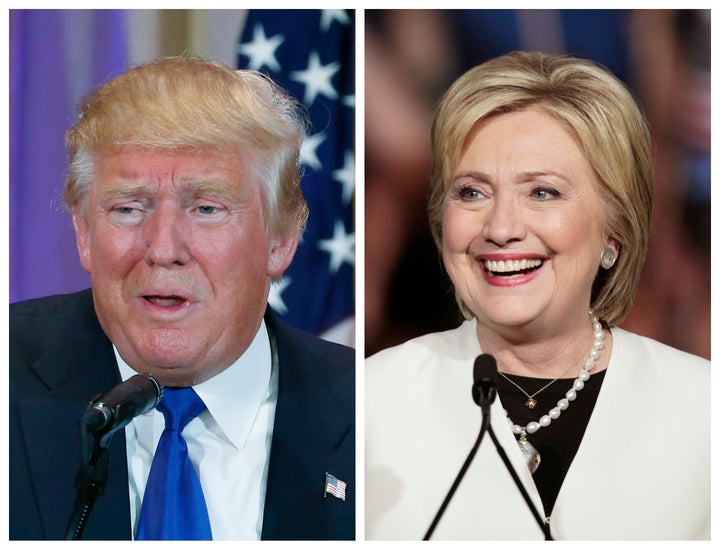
9,9,128,303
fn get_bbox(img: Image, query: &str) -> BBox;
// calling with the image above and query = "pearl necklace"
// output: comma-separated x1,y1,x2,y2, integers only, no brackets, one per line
504,309,605,474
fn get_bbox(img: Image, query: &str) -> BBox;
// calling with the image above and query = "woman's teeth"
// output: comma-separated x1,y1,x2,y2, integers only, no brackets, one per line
484,258,543,276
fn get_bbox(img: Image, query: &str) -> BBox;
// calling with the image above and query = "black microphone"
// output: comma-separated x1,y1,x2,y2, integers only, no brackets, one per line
472,353,498,409
82,374,163,435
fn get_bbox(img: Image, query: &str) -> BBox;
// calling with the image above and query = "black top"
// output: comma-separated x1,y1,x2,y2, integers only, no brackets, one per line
497,369,607,516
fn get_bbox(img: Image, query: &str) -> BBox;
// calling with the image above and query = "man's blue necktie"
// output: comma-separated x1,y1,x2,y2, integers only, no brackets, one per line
136,387,212,540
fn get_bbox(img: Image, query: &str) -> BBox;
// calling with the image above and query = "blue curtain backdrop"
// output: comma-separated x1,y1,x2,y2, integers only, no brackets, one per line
9,9,128,303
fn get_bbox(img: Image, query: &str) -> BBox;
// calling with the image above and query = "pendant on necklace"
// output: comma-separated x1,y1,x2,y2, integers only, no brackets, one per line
518,435,541,474
525,397,538,409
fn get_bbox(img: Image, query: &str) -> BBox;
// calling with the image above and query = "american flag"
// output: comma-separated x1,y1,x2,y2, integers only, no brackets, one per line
324,472,347,501
237,10,355,346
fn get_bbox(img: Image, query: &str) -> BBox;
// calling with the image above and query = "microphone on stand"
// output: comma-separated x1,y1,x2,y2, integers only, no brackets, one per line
423,354,553,541
472,354,498,418
82,374,163,436
66,374,164,540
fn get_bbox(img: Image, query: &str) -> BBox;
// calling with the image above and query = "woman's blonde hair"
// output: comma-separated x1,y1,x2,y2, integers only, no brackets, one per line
64,56,309,237
428,51,653,326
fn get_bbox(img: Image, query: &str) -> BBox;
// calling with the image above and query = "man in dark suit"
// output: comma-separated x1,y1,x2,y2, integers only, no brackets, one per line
9,56,354,540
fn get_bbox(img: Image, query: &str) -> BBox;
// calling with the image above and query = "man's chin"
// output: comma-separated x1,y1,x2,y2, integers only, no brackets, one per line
120,339,216,387
140,362,220,388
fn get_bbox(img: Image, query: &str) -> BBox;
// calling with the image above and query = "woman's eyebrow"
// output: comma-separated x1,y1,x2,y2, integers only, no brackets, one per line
451,171,492,184
516,169,572,183
451,169,572,184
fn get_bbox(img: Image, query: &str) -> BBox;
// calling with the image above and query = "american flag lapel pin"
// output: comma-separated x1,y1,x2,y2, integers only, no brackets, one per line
324,472,347,501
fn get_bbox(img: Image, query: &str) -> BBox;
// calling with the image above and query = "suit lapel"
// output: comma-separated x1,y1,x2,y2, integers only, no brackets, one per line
16,291,131,539
261,314,354,540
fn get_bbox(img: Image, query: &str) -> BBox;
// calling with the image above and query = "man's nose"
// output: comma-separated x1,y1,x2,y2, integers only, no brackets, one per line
144,204,191,267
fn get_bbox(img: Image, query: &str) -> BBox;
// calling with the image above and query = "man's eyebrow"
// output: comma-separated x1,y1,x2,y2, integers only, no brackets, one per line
96,182,151,201
181,178,238,197
96,178,240,200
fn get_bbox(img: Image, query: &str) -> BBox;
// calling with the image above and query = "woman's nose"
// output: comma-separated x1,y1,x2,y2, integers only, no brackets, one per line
482,195,526,246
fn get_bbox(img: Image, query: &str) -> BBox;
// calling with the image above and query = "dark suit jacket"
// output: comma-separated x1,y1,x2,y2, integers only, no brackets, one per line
10,289,355,540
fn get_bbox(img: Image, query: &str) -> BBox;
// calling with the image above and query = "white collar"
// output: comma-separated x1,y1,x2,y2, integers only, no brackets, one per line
114,320,273,451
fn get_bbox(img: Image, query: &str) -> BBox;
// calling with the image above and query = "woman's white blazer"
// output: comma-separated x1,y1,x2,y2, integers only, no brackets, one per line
365,321,710,540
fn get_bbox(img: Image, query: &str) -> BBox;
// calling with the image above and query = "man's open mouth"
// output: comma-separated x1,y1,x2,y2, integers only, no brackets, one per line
144,295,188,307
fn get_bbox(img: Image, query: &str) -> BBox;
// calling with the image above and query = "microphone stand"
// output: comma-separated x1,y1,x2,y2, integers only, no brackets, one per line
64,374,163,539
423,387,553,540
65,401,116,540
423,401,491,540
487,425,553,540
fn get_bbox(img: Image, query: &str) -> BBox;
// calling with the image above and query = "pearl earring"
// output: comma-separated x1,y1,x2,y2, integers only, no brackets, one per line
600,247,617,269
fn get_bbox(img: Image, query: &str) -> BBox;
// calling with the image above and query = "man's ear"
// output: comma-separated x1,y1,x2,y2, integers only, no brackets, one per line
72,206,92,274
267,230,300,279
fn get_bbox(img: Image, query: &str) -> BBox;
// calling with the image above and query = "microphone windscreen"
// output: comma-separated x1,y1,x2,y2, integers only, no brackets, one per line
473,353,498,386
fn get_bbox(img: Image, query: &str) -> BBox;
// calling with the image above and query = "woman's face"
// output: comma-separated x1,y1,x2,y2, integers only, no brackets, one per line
441,108,612,334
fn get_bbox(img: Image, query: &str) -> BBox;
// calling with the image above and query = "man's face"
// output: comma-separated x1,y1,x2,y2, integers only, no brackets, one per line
73,145,298,387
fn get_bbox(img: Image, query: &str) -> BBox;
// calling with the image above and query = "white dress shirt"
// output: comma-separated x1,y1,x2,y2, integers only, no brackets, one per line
115,320,277,540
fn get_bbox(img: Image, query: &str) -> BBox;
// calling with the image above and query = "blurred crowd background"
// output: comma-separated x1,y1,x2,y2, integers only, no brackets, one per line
365,9,710,360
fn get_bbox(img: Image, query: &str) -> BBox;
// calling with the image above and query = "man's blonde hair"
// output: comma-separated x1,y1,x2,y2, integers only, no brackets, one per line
65,56,309,237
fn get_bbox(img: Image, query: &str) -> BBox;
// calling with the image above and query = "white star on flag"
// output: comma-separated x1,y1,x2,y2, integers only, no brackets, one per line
320,9,351,32
300,132,326,171
290,51,340,106
236,24,284,72
268,276,291,315
318,220,355,273
333,150,355,205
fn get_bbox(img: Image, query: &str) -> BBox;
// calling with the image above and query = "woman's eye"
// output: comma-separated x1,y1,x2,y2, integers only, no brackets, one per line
531,187,561,200
458,186,482,201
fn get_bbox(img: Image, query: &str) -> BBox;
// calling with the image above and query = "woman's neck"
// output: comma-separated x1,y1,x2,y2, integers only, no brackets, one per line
475,313,612,379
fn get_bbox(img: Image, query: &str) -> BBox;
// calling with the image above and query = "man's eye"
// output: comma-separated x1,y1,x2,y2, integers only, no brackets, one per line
115,206,139,214
196,205,220,214
109,204,144,226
